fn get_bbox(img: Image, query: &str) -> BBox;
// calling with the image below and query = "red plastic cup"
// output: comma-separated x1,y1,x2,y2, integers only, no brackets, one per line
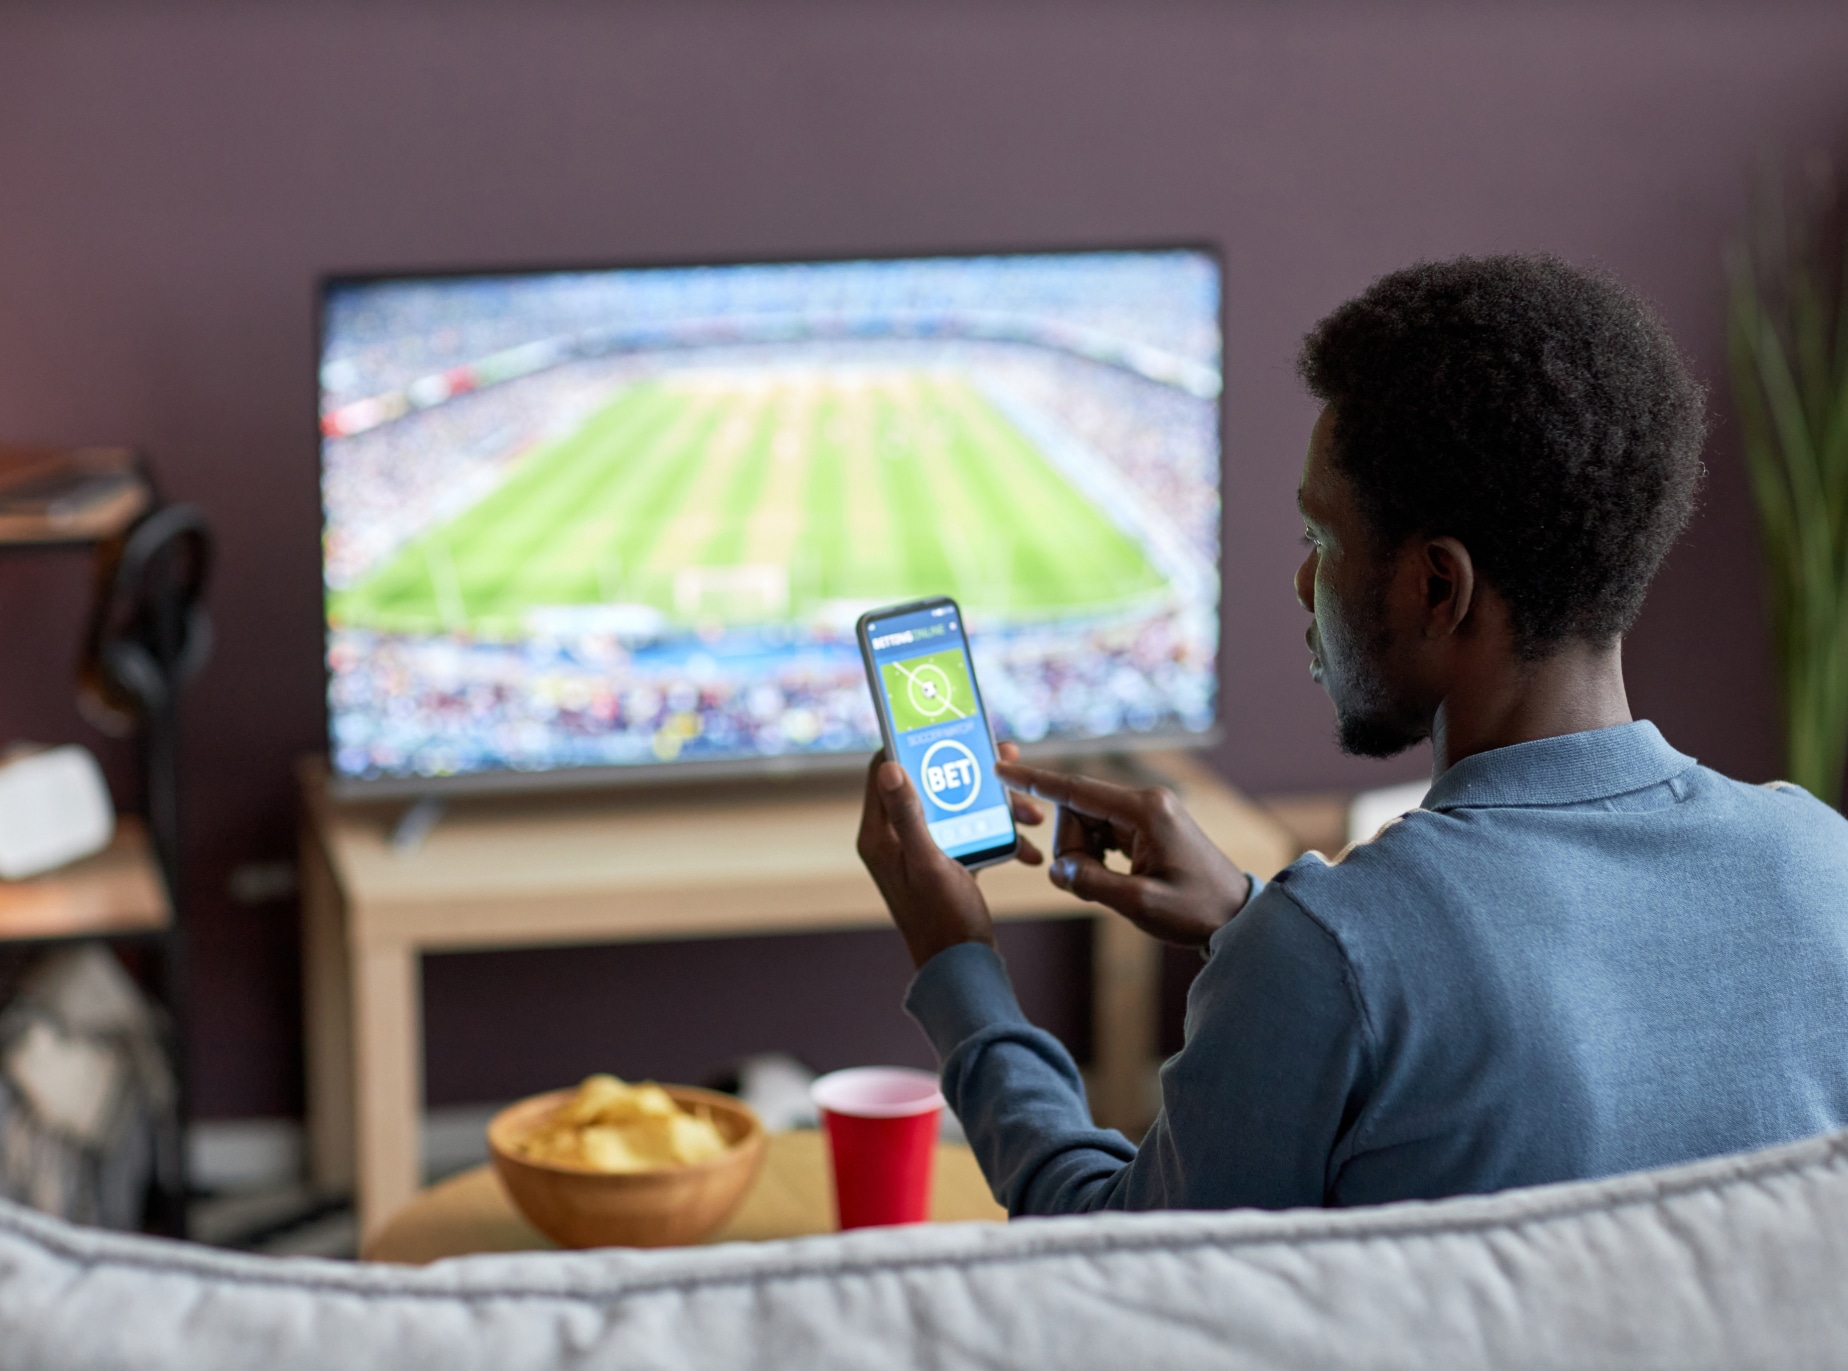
810,1067,945,1230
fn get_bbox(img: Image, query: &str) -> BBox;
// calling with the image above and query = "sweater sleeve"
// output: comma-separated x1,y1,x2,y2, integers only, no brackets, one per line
904,880,1373,1214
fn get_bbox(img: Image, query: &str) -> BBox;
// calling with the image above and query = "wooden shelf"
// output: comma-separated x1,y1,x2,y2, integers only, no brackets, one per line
0,445,151,547
0,818,171,943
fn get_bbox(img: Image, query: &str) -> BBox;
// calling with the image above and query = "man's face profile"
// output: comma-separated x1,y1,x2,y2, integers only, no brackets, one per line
1295,409,1431,760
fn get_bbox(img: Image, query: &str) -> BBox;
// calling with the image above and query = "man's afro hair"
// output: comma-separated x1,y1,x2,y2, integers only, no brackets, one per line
1298,254,1706,654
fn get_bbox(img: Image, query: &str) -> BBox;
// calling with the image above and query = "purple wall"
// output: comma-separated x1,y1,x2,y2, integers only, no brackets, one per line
1,2,1844,1118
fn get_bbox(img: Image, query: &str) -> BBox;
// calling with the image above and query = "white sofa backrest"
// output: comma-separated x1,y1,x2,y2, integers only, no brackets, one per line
3,1126,1847,1370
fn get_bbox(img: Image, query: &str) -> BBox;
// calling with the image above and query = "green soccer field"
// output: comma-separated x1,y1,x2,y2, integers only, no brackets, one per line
881,647,977,732
330,370,1168,636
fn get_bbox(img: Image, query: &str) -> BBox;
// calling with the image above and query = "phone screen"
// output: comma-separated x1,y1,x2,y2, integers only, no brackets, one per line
859,598,1018,867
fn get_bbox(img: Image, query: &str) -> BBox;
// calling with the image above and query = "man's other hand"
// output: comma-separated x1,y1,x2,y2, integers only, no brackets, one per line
996,759,1251,948
856,743,1046,969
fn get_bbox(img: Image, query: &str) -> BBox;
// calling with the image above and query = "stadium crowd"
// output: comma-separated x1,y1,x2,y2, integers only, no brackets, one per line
327,605,1212,783
320,253,1218,412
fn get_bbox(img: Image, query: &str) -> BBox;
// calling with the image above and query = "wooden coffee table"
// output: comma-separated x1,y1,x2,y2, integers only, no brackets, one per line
362,1129,1006,1263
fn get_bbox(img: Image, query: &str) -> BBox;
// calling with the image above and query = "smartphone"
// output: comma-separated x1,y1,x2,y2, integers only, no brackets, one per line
857,596,1019,870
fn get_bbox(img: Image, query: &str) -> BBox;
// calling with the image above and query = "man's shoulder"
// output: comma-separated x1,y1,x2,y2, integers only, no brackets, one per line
1271,805,1454,889
1677,764,1848,841
1262,807,1460,938
1267,762,1848,920
1729,772,1841,815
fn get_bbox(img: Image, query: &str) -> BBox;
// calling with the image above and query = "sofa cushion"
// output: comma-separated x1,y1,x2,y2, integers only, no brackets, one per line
3,1126,1847,1370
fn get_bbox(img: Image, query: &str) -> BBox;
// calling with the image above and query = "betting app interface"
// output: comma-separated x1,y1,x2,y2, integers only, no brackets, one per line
865,603,1015,862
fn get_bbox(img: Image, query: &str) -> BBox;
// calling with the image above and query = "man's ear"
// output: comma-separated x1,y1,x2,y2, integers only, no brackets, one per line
1419,536,1475,639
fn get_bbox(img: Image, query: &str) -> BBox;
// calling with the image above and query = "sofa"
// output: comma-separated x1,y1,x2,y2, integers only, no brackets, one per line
3,1124,1846,1370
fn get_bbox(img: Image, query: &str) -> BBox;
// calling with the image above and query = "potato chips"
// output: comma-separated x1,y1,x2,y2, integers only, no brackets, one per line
516,1075,732,1172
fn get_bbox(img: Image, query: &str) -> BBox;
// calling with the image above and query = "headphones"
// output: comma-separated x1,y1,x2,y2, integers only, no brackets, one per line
78,504,214,737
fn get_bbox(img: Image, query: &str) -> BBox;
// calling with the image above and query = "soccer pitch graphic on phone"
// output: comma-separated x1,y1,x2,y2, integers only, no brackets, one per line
858,599,1017,868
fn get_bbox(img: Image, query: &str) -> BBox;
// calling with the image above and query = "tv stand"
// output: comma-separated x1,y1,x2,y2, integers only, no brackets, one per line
299,751,1298,1237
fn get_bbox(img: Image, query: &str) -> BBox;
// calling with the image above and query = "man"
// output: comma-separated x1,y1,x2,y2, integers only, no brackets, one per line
857,254,1848,1214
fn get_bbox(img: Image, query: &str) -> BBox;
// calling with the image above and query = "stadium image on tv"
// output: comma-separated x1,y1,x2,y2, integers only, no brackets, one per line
319,248,1221,788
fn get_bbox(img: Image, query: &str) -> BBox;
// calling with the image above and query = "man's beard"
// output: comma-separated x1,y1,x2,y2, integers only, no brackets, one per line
1319,590,1429,759
1336,706,1428,759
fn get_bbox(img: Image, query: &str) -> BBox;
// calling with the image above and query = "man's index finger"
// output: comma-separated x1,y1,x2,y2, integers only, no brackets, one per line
996,761,1143,823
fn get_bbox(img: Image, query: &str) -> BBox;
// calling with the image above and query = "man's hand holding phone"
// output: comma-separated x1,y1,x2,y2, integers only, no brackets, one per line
995,760,1253,948
858,742,1252,962
857,742,1046,970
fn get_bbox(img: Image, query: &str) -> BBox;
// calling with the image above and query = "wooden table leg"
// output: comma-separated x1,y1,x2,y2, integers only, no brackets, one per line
1088,910,1161,1135
352,938,422,1240
300,816,354,1194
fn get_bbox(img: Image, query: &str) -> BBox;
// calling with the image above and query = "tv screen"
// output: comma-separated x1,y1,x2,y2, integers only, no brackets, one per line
319,247,1222,792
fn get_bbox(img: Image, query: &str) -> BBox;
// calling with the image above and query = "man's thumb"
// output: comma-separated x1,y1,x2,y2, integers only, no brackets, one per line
1050,853,1147,918
878,762,933,844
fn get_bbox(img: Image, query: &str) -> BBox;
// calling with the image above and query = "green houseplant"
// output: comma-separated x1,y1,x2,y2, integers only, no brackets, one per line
1729,169,1848,807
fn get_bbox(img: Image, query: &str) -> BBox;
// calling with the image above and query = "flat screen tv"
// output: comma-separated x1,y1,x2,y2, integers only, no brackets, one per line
318,247,1222,796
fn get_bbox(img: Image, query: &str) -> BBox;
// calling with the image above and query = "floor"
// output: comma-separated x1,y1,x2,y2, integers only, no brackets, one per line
185,1102,503,1258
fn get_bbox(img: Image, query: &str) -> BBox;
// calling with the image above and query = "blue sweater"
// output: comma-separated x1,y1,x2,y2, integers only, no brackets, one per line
906,722,1848,1213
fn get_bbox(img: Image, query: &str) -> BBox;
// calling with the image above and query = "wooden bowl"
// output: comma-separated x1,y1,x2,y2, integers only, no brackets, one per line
487,1085,767,1249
